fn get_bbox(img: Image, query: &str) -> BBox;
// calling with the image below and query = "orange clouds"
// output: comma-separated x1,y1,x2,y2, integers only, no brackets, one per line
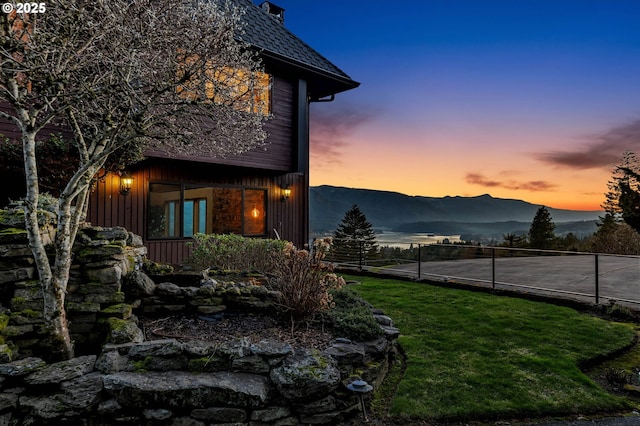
465,173,558,192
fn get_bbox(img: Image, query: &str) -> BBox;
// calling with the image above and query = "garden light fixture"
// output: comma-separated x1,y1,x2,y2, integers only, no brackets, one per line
347,379,373,422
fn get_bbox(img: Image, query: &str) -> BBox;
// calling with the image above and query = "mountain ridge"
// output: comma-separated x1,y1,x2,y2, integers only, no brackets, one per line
309,185,602,235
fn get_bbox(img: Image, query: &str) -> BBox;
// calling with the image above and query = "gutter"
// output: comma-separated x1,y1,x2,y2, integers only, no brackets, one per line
258,49,360,94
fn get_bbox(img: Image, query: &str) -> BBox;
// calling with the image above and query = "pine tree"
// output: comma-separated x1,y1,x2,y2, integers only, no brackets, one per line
602,151,640,233
528,206,556,249
332,205,378,262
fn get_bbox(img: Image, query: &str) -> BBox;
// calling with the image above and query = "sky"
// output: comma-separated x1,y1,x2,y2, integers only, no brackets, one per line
260,0,640,211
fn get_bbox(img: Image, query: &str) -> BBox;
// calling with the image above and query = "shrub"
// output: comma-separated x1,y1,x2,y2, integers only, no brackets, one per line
185,233,287,272
590,222,640,255
268,240,345,332
325,287,383,342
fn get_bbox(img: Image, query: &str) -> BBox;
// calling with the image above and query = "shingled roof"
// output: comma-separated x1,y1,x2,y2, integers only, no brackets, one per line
236,0,359,99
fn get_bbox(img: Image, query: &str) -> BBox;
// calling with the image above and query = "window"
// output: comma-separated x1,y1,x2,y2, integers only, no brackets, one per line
207,67,271,116
148,183,266,238
177,59,271,116
244,189,267,236
183,198,207,237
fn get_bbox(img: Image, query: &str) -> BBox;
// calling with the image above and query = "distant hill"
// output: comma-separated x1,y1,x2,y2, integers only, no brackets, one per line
309,185,603,239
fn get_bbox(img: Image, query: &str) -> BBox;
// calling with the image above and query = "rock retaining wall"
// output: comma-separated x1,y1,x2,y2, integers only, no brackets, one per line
0,223,147,358
0,220,400,425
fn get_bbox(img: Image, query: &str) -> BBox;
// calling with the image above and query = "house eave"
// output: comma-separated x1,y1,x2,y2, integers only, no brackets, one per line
141,149,292,173
259,50,360,99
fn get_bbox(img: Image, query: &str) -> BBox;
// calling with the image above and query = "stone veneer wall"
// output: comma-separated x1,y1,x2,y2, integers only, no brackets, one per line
0,220,400,425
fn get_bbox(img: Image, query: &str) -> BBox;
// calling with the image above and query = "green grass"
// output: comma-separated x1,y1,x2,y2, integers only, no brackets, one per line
344,274,637,423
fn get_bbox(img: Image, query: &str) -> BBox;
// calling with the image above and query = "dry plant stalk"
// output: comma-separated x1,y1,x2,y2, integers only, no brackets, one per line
270,239,345,336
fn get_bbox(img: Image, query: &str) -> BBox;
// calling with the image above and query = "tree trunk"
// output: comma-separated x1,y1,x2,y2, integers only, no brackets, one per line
42,274,74,360
22,128,75,360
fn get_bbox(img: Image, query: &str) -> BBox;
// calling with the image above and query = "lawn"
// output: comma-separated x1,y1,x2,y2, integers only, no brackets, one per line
343,274,637,423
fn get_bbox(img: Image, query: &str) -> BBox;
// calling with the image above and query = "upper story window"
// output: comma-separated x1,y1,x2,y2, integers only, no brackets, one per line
148,183,267,239
177,58,271,116
206,67,271,116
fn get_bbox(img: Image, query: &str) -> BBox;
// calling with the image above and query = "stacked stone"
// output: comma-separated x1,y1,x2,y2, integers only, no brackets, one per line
129,270,279,317
0,209,54,359
0,323,399,425
0,217,148,358
67,226,147,353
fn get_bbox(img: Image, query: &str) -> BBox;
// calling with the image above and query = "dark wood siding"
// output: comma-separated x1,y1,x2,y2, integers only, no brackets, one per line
3,71,310,267
144,75,296,172
0,102,76,205
214,75,296,170
88,158,307,266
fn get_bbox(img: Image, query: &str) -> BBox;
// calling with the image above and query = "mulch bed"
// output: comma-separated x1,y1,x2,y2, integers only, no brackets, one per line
138,312,336,351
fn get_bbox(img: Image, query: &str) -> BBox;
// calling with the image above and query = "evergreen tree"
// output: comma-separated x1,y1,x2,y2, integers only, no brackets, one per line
528,206,556,249
602,151,640,233
332,205,378,262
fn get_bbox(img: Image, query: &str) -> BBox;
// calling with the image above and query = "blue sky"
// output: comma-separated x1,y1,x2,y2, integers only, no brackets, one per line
257,1,640,210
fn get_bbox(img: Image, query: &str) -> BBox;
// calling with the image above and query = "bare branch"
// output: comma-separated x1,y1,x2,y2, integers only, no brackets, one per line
0,0,269,360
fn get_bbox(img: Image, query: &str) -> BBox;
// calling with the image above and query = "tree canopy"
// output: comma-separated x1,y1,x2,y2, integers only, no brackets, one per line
0,0,268,359
602,151,640,233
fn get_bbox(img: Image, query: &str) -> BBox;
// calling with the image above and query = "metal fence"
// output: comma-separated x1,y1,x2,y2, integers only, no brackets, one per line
319,239,640,307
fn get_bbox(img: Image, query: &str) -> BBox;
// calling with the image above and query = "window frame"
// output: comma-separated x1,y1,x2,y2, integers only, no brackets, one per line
146,181,268,240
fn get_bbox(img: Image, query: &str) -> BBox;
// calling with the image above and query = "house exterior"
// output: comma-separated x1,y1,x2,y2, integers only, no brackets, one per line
81,1,358,265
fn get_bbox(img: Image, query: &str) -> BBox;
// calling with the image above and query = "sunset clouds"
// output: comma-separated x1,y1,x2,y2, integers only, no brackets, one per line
537,119,640,170
309,104,375,169
465,173,557,192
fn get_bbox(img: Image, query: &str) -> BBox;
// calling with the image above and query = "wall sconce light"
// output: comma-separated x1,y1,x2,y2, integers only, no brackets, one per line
119,172,134,196
280,184,291,201
251,206,260,218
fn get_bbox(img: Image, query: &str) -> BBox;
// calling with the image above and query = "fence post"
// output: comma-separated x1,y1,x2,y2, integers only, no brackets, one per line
418,244,421,279
492,247,496,290
594,254,599,305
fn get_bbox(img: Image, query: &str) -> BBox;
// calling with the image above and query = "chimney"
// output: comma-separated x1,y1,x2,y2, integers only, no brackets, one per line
260,1,285,24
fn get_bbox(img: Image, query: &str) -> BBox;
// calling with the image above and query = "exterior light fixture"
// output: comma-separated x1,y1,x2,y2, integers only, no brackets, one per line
251,206,260,218
347,380,373,422
280,184,291,201
119,172,134,196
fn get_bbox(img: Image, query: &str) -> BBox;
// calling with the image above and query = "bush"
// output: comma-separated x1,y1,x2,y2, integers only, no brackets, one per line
185,233,287,272
268,240,345,331
325,287,383,342
590,222,640,255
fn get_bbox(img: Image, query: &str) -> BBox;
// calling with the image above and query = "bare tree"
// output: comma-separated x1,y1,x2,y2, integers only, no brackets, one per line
0,0,268,360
